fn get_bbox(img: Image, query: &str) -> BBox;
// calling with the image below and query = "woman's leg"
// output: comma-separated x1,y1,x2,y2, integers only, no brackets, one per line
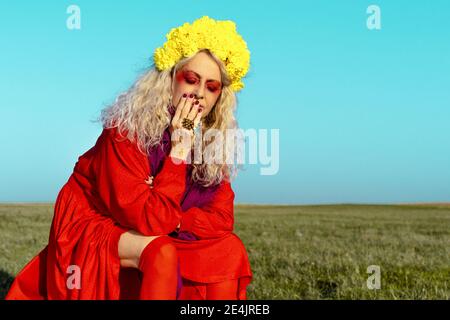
118,230,178,299
205,279,239,300
179,278,207,300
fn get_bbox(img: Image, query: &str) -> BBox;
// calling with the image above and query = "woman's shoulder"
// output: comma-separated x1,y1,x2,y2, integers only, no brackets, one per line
98,126,142,150
100,126,129,142
212,178,235,200
84,126,147,165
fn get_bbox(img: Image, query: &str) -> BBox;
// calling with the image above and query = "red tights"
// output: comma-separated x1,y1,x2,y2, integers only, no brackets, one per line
138,235,241,300
138,236,178,300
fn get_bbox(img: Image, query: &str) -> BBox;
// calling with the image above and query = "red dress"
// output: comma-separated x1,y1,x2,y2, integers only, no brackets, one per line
5,127,253,300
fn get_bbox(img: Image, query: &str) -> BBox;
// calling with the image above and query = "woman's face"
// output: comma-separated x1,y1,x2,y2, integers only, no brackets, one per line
172,51,223,119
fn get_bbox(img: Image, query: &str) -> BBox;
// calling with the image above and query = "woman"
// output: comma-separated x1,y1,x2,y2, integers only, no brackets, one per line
6,16,252,300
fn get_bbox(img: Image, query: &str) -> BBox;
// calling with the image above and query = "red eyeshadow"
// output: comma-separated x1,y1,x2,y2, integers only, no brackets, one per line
176,69,221,93
175,70,185,83
207,81,222,93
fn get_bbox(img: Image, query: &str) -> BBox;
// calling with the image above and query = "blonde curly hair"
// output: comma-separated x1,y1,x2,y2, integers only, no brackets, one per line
100,49,242,187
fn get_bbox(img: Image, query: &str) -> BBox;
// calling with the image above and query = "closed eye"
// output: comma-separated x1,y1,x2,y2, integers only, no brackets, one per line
184,75,199,85
207,84,221,93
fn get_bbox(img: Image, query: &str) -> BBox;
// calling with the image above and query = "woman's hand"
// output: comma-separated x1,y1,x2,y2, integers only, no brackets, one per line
145,175,180,230
169,93,203,161
144,175,154,188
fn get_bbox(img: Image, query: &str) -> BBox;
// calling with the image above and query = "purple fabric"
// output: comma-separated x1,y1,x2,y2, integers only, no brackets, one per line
175,231,198,241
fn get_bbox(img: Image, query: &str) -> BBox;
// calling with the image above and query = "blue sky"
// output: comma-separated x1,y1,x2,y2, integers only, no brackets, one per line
1,0,449,204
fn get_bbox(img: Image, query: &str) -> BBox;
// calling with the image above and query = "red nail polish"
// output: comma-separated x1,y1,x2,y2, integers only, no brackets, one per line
189,94,194,98
182,93,187,98
195,100,199,105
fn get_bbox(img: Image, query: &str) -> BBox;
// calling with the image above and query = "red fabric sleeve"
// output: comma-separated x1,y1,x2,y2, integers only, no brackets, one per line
178,181,235,239
94,128,187,236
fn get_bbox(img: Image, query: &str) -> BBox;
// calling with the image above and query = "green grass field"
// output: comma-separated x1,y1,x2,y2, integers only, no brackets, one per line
1,203,449,299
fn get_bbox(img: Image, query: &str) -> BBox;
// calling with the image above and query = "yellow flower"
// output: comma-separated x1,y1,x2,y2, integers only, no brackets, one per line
153,16,250,92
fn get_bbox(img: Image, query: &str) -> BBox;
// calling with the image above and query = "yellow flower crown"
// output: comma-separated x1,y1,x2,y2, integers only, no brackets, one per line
154,16,250,92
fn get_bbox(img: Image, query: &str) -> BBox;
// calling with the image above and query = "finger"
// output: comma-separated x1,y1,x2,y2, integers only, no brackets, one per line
180,93,195,120
173,93,188,124
187,100,201,120
145,175,154,184
193,107,203,129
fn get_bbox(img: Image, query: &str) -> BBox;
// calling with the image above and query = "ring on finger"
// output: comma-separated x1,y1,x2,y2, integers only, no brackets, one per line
181,117,195,131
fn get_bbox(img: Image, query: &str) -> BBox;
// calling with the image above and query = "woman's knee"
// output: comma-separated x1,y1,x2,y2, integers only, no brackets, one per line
118,231,175,269
138,235,178,272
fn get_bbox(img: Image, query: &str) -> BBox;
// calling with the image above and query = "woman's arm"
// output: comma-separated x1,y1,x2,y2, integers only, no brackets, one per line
93,127,187,236
177,181,235,239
